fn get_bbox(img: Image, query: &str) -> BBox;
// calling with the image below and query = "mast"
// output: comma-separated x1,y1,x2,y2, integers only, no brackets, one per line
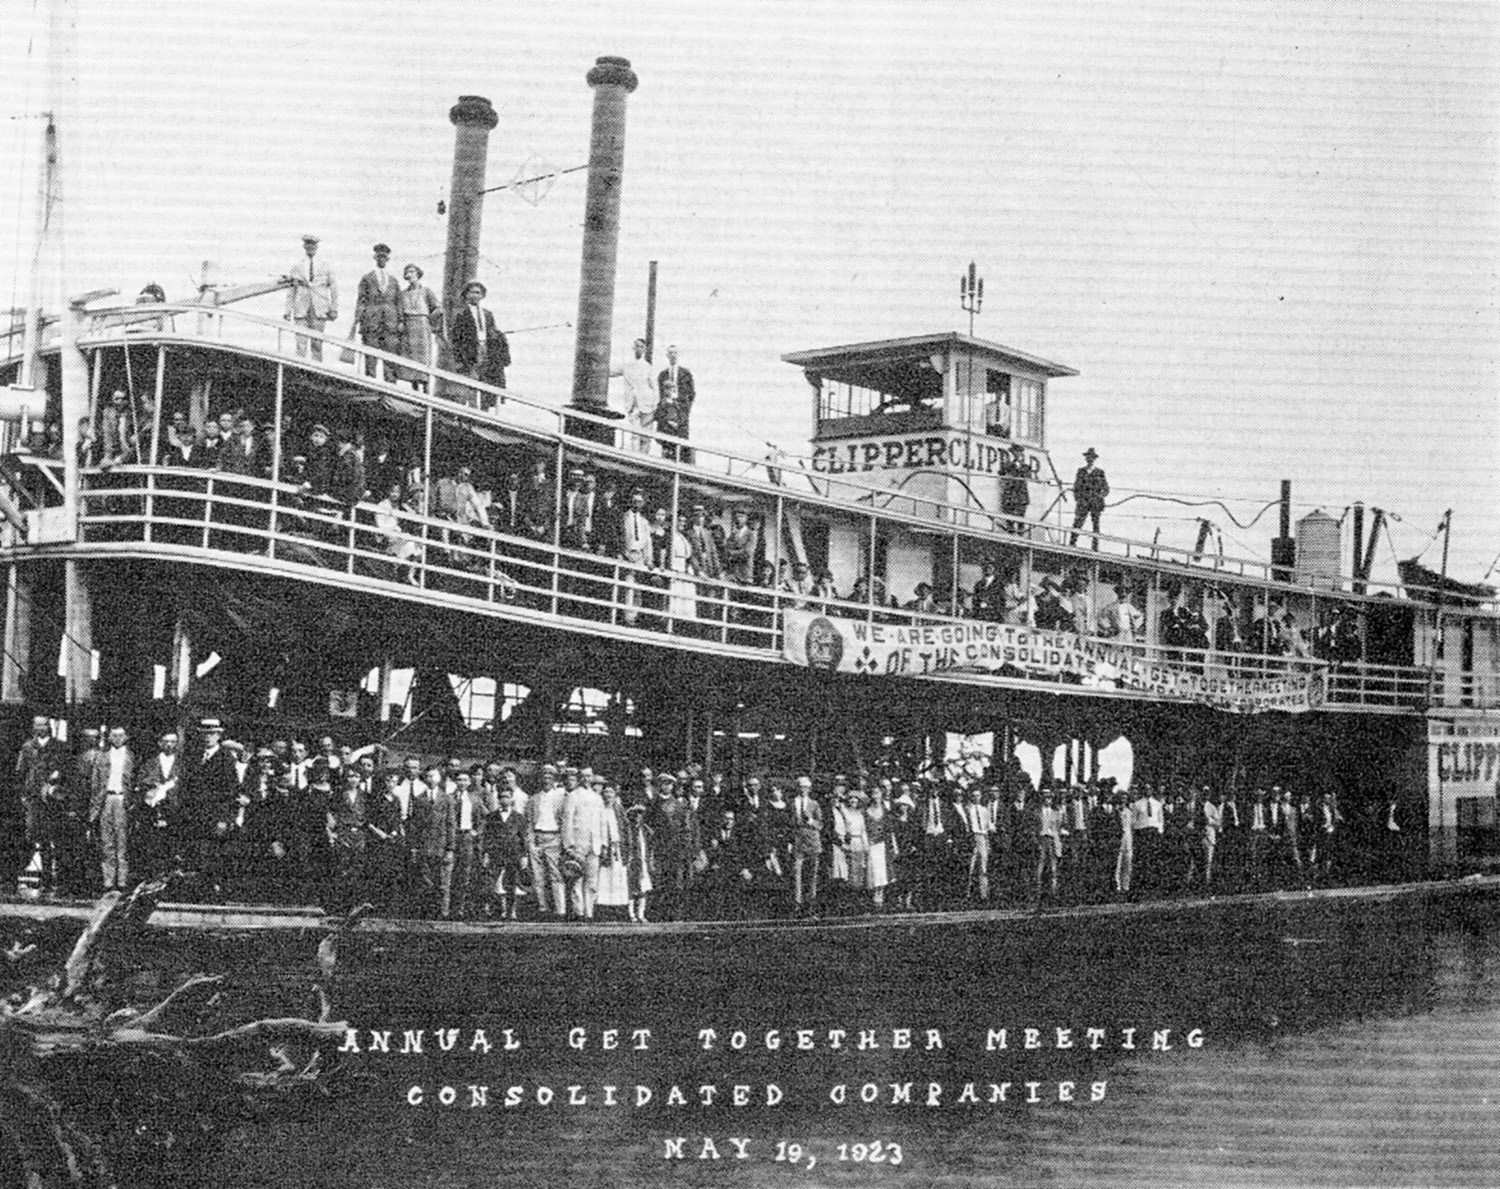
47,0,92,700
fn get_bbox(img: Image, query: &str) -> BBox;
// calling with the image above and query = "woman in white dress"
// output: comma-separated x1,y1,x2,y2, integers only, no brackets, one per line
1114,790,1135,896
833,791,870,908
372,480,418,583
864,786,891,911
667,511,696,624
596,784,631,915
624,800,654,922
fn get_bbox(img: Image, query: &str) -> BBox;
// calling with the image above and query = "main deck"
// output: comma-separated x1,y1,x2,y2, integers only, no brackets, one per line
4,301,1495,718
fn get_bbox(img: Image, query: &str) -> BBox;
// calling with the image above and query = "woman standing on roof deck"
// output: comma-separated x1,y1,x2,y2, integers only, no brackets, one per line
397,264,444,391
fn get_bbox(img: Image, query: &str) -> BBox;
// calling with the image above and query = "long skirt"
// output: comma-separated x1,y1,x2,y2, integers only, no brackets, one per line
399,316,433,383
867,840,889,889
597,855,630,907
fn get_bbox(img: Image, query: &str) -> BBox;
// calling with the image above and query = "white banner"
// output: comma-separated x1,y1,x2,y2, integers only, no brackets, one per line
782,611,1325,715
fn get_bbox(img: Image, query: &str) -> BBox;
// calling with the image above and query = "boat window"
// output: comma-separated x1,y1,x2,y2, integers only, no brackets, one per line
984,369,1012,437
1012,377,1043,444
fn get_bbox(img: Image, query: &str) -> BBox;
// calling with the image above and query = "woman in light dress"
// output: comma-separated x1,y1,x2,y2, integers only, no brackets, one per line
667,511,696,623
1114,790,1135,896
624,799,654,923
832,790,870,908
397,264,444,390
864,785,891,911
372,480,418,583
596,783,631,916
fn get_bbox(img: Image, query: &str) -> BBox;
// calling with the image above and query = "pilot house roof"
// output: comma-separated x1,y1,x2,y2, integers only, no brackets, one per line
781,331,1078,388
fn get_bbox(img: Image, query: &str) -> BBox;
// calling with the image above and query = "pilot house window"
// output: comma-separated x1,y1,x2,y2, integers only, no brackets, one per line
984,370,1011,437
1012,377,1043,444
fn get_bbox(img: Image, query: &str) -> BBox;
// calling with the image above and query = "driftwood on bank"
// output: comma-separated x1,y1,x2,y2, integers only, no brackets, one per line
0,876,359,1186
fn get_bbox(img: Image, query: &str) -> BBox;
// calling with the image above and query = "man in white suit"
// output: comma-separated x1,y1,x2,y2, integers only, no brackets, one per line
562,770,608,919
284,234,339,360
620,487,653,625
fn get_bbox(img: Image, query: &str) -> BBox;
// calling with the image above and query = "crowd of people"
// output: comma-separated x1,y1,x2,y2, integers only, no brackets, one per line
68,384,1369,668
5,714,1413,922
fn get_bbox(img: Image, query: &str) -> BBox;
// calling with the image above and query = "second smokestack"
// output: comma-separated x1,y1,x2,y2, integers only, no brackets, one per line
568,56,638,440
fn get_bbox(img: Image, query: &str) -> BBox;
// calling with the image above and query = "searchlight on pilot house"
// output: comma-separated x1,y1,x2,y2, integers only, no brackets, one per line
781,332,1078,520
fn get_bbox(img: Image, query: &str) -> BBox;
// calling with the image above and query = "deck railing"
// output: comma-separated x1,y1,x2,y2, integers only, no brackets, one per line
63,466,1455,712
61,299,1475,607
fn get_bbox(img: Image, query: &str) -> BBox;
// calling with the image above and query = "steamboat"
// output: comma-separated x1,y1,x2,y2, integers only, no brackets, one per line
0,51,1498,937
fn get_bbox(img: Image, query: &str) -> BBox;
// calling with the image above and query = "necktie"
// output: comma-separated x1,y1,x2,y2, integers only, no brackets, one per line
309,260,314,283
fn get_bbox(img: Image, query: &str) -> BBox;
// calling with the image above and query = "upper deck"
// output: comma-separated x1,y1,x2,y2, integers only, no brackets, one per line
2,300,1497,718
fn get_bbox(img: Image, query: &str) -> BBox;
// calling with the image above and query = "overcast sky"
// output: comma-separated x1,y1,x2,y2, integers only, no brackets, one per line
2,0,1496,583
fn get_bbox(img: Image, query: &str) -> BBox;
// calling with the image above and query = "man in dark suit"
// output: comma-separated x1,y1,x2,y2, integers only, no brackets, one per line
972,561,1006,622
130,729,181,884
354,243,403,380
16,716,66,895
656,344,696,463
328,768,368,908
408,767,457,918
449,279,511,406
62,727,101,896
186,719,241,899
483,781,529,920
1070,447,1110,549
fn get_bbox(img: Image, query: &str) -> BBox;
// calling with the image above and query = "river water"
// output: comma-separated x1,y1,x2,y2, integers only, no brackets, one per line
7,890,1500,1187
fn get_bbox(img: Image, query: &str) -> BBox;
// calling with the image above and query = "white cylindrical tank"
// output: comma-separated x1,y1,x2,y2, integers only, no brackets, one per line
1294,509,1342,589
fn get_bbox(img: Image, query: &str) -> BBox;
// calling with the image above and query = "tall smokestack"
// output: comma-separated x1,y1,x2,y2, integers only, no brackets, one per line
568,56,638,439
442,95,499,325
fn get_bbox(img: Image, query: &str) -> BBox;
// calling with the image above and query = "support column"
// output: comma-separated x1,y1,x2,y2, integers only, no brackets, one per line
170,615,192,703
377,653,394,723
62,560,91,704
2,564,34,704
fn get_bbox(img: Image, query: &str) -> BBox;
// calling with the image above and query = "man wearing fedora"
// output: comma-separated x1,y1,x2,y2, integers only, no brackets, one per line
354,243,403,380
1000,442,1031,534
284,234,338,360
449,279,511,406
1070,448,1110,550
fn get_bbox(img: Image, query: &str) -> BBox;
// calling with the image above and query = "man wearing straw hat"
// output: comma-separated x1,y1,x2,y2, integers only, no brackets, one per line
283,234,339,360
449,279,511,406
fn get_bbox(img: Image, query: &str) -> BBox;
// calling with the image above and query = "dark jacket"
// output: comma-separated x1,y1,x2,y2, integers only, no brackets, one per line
450,304,510,388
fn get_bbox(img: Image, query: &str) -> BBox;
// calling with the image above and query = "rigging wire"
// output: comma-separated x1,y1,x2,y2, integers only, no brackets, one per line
1104,492,1280,531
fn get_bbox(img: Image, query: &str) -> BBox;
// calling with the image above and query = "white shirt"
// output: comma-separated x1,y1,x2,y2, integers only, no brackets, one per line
531,786,564,832
458,791,475,832
106,746,128,793
393,777,425,820
619,355,656,419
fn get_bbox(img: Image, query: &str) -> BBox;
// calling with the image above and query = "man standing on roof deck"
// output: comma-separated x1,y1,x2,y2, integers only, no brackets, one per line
354,243,403,381
656,344,696,464
1070,448,1110,550
449,279,510,409
620,487,653,625
1000,443,1031,535
284,234,338,361
611,337,657,454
